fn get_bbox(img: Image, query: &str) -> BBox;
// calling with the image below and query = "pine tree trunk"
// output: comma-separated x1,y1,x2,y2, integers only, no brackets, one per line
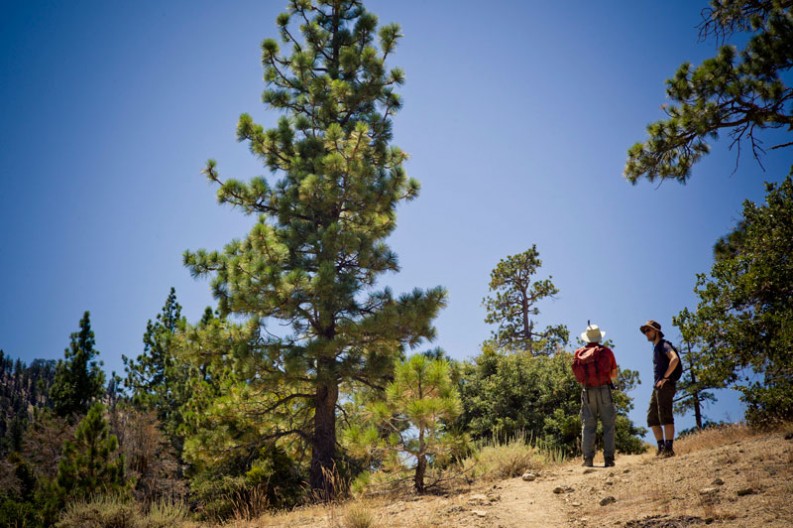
522,293,531,353
689,364,703,430
414,429,426,493
693,390,703,430
310,374,339,499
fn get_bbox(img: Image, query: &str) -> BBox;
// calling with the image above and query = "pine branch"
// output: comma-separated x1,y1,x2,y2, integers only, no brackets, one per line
243,392,315,416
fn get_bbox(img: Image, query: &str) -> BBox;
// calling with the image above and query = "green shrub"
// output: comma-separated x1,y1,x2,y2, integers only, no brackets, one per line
189,445,305,521
744,380,793,428
0,496,43,528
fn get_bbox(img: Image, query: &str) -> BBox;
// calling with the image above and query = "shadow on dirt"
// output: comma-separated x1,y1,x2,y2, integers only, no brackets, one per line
625,515,712,527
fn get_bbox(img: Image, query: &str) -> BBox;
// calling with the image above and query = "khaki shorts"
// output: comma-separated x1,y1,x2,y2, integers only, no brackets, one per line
647,382,676,427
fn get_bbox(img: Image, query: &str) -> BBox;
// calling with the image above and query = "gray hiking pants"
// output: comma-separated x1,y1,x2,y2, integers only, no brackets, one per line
581,385,616,460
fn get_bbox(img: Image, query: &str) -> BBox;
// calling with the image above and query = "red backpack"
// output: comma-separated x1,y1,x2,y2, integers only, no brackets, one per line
572,345,613,387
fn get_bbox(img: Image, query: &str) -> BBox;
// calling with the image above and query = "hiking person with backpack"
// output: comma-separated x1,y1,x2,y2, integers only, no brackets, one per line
640,319,682,458
572,323,618,468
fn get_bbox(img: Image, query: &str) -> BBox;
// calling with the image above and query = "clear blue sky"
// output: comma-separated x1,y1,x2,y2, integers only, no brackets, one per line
1,1,789,436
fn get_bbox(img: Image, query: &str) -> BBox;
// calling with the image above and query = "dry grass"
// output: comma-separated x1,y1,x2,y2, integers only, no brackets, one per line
459,437,550,481
56,495,199,528
341,502,375,528
230,486,270,521
674,423,754,455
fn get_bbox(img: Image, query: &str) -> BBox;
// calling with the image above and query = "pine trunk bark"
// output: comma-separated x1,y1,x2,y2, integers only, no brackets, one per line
310,374,339,500
690,368,703,430
415,430,426,493
687,353,703,430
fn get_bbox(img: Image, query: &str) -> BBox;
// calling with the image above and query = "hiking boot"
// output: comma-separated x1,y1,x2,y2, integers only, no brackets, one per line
655,446,664,457
604,457,615,467
660,448,676,458
582,458,594,467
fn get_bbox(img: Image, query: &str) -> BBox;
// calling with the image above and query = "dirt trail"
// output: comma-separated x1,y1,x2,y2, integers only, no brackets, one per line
479,457,639,528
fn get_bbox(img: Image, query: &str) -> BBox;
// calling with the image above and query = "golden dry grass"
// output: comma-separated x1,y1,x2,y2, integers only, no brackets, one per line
459,438,549,482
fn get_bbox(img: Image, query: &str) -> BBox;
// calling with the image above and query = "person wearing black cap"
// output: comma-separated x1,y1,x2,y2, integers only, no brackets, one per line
640,320,680,457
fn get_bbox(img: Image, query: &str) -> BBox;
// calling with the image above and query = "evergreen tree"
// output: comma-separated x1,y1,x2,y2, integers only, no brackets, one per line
49,312,105,419
184,0,445,495
122,288,187,445
483,246,568,355
672,308,719,430
625,1,792,184
51,403,126,510
689,174,793,425
346,354,463,493
173,309,306,516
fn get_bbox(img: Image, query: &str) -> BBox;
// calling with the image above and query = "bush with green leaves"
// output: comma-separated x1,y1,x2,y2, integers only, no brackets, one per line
455,345,646,456
188,444,304,522
0,495,43,528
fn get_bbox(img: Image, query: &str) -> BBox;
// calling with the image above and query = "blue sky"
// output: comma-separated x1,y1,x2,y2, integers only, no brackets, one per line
1,1,789,437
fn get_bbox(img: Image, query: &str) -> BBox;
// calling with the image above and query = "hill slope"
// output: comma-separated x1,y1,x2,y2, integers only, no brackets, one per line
244,425,793,528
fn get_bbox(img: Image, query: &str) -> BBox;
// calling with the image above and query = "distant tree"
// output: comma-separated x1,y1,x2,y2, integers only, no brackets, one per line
672,308,720,430
28,359,57,407
183,0,445,496
49,312,105,420
346,354,463,493
625,0,792,184
122,288,188,448
690,174,793,425
52,403,126,507
483,246,568,355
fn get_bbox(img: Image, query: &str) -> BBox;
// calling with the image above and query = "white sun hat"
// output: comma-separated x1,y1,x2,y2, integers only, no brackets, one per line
580,323,605,343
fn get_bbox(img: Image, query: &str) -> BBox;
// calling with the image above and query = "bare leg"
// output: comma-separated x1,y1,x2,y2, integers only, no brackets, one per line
651,425,664,441
663,424,674,442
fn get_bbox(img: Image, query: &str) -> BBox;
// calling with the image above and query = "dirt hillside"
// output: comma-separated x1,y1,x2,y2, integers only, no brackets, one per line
242,426,793,528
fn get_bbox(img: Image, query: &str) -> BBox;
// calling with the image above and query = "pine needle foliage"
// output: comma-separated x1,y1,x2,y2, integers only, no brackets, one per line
483,246,568,355
687,174,793,425
625,0,793,184
345,354,463,493
51,403,127,515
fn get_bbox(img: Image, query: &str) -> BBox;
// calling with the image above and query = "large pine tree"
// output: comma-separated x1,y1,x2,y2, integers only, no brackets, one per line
184,0,445,495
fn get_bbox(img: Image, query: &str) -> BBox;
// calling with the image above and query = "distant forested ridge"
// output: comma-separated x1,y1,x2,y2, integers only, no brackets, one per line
0,351,56,455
